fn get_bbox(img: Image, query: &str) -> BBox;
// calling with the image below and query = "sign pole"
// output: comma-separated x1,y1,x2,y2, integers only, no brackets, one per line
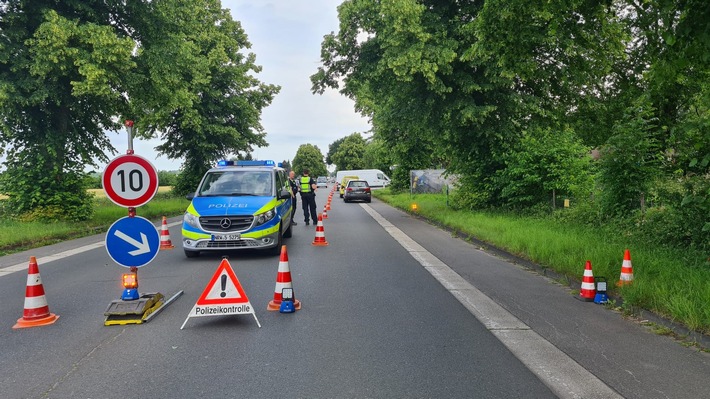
125,119,134,155
124,120,137,290
102,120,180,325
125,120,136,218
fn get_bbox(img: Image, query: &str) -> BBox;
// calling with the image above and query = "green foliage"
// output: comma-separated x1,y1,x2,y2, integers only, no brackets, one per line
0,3,134,220
0,1,277,219
280,160,292,172
494,127,592,208
331,133,367,171
598,102,660,216
0,165,94,222
85,173,102,189
292,144,327,177
0,195,187,255
362,136,392,172
157,170,178,187
133,0,279,186
326,137,345,165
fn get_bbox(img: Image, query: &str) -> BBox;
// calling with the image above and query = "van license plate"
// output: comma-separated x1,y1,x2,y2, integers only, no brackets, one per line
212,234,240,241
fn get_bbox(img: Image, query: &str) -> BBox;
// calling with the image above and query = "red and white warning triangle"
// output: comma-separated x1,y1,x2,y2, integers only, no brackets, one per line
180,258,260,329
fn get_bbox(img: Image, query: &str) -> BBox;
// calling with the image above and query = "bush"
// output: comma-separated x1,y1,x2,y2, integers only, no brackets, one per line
597,102,660,216
0,166,94,222
494,127,592,209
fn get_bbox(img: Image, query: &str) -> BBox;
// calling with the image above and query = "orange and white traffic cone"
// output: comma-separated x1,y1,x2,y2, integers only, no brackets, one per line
578,260,596,302
159,216,174,250
13,257,59,329
322,206,328,219
326,200,331,211
312,213,329,246
267,246,301,311
617,249,634,286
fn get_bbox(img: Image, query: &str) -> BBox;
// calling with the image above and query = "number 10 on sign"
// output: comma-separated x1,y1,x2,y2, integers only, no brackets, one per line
102,154,159,208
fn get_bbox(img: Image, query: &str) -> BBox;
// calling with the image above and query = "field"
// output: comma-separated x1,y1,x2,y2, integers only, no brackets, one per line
0,188,187,255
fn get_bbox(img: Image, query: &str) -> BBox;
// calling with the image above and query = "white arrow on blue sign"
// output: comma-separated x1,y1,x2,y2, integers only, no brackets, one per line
105,216,160,268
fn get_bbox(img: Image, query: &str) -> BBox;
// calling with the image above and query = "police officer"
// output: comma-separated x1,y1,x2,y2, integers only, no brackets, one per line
300,168,318,225
288,170,299,226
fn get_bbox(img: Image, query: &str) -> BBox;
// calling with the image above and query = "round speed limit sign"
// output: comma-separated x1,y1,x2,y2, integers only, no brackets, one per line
102,154,159,208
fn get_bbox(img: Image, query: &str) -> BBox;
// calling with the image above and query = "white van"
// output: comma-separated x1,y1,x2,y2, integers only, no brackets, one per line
336,169,391,188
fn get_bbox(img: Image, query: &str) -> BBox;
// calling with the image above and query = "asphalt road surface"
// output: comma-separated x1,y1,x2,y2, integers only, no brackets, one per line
1,192,709,398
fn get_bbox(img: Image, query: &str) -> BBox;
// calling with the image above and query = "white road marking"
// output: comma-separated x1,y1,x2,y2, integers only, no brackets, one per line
361,203,622,399
0,221,181,277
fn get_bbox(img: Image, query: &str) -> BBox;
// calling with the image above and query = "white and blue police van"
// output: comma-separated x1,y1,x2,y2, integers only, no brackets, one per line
181,160,294,257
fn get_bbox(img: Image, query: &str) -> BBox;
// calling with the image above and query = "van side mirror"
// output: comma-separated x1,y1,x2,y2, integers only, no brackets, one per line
279,189,291,200
185,193,195,200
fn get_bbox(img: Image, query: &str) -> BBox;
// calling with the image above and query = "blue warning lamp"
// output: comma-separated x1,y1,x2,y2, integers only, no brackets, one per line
594,277,609,304
279,288,295,313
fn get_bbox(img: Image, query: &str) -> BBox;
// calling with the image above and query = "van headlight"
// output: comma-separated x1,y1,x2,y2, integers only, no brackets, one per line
254,209,276,226
184,212,200,228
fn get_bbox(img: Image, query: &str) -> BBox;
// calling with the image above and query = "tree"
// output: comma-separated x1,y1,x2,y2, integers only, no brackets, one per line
494,127,592,208
128,0,279,196
331,133,367,171
292,144,327,177
326,136,345,165
0,4,134,220
280,159,292,172
0,0,278,216
362,135,394,173
312,0,624,200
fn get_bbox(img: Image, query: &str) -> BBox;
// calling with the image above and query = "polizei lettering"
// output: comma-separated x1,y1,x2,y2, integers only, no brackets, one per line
194,305,251,315
207,203,247,208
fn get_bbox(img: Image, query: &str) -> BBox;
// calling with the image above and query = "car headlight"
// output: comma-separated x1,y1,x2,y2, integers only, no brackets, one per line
184,212,200,228
254,209,276,226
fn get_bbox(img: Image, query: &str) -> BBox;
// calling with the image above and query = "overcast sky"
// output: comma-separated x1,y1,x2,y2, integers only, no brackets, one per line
105,0,371,172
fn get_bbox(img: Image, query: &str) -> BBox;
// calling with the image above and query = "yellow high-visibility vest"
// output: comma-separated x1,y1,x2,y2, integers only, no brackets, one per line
300,176,312,193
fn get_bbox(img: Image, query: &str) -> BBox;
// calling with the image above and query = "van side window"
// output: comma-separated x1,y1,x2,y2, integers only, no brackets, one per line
277,170,288,193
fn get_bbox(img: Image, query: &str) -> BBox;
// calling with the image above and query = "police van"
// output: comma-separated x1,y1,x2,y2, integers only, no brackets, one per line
181,160,294,257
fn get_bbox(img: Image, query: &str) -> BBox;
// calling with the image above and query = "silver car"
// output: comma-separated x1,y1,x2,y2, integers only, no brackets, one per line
343,179,371,203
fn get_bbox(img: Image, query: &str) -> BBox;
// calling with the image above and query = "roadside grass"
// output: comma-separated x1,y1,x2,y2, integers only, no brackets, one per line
374,190,710,334
0,189,187,255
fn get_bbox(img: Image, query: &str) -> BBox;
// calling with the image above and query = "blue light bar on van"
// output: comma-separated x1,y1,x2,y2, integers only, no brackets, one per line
217,160,235,167
236,160,275,166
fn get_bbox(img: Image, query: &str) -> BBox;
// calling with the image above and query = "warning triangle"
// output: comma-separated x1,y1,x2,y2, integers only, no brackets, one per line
196,258,249,305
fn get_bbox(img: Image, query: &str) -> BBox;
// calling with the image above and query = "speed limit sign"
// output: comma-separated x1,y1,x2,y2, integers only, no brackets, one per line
102,154,159,208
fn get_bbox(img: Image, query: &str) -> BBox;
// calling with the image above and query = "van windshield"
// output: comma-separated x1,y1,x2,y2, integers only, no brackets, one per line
198,171,273,197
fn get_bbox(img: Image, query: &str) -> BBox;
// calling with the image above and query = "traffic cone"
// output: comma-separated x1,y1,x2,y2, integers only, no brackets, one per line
326,200,331,211
617,249,634,286
159,216,174,250
312,213,329,246
322,206,328,219
13,257,59,329
267,246,301,311
578,260,596,302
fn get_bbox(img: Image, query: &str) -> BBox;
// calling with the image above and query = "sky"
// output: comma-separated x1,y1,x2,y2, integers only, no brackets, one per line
104,0,371,172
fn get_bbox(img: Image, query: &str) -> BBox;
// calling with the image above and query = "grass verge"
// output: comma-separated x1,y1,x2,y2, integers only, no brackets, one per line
0,190,188,256
374,190,710,334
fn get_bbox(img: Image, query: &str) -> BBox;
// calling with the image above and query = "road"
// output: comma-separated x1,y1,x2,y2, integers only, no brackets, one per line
1,191,709,398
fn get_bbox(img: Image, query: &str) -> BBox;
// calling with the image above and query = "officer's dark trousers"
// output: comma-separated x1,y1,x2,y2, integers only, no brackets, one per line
292,195,298,217
301,193,317,224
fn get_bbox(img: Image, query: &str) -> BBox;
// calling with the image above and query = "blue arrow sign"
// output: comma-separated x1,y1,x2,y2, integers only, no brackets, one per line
105,216,160,268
